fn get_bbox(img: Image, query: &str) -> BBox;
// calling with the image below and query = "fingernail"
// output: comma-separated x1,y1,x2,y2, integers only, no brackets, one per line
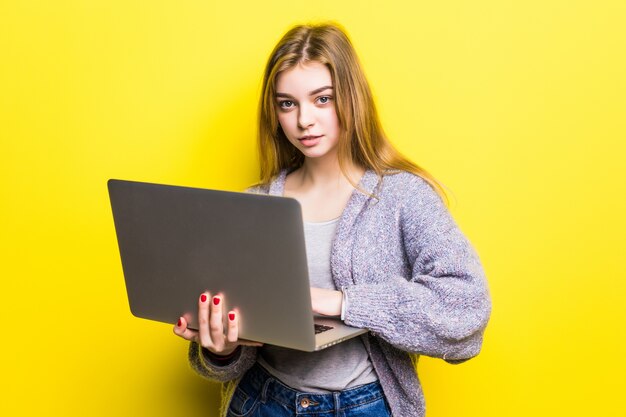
228,312,235,321
213,296,221,306
177,318,182,327
200,294,207,303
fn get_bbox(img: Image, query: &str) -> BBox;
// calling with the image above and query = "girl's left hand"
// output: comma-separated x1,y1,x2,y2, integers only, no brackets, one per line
310,287,343,317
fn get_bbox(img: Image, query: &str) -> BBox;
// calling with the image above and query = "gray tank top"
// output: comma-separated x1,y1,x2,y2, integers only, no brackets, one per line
257,217,378,393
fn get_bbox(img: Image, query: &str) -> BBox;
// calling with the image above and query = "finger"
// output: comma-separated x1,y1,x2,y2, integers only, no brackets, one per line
209,295,224,346
238,340,264,347
173,316,199,342
226,311,238,343
198,292,214,349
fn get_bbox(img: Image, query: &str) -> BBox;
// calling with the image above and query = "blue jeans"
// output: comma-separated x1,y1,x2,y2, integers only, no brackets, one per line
227,363,393,417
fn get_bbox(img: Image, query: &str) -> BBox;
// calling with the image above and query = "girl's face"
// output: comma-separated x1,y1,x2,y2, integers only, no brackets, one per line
275,62,341,162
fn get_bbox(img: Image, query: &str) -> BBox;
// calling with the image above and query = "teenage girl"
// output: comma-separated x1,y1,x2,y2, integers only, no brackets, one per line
173,22,491,417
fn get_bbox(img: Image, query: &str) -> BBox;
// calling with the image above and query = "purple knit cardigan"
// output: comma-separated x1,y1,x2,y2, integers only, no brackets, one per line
188,169,491,417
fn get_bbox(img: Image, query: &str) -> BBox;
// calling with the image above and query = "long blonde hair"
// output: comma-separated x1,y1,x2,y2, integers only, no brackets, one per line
257,22,447,202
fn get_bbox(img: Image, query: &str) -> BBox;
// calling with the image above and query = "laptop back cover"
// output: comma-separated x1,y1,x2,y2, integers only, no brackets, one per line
108,179,316,351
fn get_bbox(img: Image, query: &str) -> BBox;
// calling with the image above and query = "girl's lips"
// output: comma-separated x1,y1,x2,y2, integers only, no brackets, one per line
298,135,322,147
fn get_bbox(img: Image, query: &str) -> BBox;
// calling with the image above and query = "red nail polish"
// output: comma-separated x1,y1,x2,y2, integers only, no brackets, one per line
177,319,182,327
200,294,207,303
213,297,220,306
228,313,235,321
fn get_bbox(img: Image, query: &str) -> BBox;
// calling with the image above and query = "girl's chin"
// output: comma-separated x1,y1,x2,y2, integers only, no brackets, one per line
300,149,337,160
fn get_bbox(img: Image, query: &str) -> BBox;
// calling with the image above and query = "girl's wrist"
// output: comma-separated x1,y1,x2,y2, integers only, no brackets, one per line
202,345,241,364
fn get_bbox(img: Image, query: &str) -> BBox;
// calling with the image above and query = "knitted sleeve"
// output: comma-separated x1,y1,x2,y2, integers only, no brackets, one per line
342,174,491,362
187,342,258,383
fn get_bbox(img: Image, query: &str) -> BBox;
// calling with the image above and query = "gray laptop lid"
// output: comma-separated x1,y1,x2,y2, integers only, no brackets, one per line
108,179,318,351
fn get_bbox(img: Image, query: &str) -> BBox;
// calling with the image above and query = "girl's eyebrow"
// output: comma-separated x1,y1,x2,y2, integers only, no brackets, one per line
275,86,333,98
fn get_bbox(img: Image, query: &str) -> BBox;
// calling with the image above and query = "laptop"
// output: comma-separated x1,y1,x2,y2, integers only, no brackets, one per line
107,179,367,351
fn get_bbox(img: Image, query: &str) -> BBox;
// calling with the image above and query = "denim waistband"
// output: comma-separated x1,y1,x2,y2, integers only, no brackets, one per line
238,362,386,414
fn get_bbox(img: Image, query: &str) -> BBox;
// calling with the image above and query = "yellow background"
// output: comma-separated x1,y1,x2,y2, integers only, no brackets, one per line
2,1,625,415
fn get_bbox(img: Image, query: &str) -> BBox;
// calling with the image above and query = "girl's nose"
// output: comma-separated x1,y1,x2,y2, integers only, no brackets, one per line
298,105,315,128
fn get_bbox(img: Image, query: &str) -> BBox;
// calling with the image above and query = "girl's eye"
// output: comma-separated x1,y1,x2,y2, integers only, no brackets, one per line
317,96,333,104
279,100,295,109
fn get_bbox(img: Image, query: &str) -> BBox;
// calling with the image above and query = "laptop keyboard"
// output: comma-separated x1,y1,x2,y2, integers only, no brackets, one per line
314,324,334,334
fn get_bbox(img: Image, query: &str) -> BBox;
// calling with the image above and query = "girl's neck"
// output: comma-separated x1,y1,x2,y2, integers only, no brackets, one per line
297,156,364,189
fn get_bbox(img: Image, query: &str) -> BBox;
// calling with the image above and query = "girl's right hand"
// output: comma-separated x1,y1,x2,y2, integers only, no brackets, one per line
173,292,262,356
